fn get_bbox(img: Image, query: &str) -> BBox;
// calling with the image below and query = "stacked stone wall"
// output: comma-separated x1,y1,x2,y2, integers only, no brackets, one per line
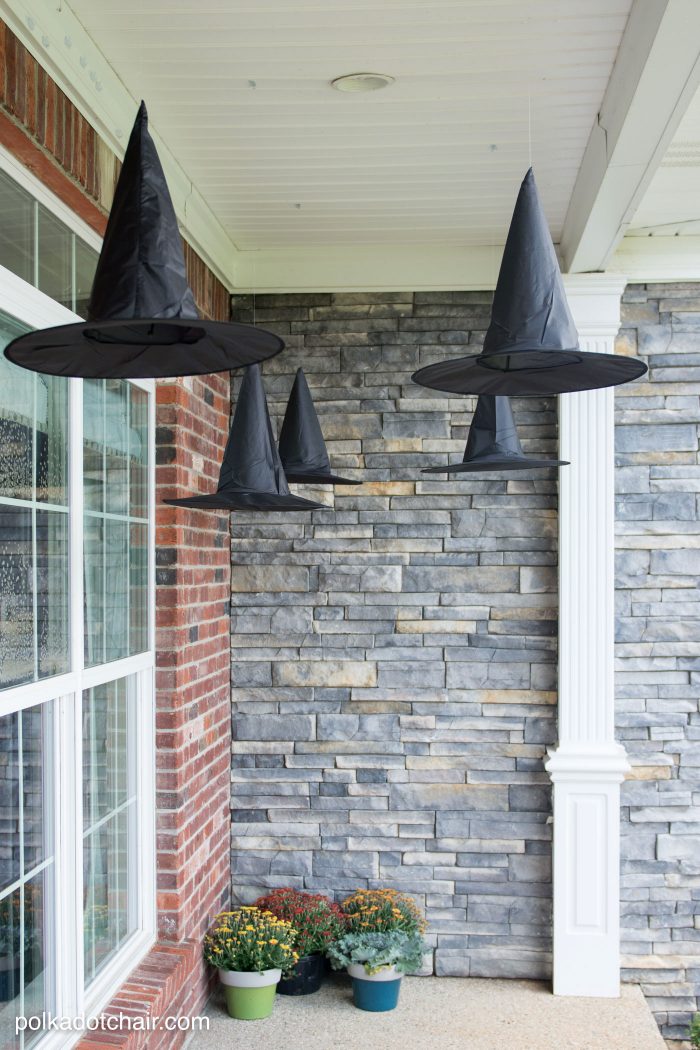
228,290,558,978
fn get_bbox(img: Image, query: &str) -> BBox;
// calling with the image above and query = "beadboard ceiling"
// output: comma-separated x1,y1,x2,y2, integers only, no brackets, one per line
628,86,700,237
66,0,634,252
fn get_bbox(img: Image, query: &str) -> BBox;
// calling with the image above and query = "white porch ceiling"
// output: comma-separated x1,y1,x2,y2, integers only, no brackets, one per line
66,0,633,252
628,85,700,236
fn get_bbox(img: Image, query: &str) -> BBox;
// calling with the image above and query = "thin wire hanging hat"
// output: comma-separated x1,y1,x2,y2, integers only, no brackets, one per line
5,102,283,379
164,364,323,512
412,168,647,396
422,394,568,474
279,368,361,485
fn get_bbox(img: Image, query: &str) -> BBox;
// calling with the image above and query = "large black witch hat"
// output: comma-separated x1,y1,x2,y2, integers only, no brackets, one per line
5,103,283,379
164,364,322,511
412,169,646,397
279,368,360,485
422,394,568,474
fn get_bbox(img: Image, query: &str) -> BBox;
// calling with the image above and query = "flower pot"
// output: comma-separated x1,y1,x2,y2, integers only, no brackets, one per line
218,968,281,1020
347,963,402,1012
277,953,324,996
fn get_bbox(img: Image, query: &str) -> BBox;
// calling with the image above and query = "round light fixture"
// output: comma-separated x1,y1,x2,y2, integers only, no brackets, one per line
331,72,394,93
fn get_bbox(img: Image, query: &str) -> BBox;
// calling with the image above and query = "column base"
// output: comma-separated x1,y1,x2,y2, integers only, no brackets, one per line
546,745,630,998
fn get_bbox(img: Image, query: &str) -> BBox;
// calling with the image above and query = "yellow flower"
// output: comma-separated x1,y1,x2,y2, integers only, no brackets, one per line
245,925,255,932
269,939,278,945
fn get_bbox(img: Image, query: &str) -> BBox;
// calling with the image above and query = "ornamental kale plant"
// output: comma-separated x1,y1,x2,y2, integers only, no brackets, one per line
253,888,345,959
327,930,426,976
203,906,298,975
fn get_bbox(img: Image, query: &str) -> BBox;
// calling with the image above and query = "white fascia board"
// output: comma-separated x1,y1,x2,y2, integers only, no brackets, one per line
232,244,503,293
560,0,700,274
0,0,238,290
609,234,700,282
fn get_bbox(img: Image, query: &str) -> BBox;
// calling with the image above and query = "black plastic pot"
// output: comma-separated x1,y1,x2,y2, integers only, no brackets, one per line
277,953,325,996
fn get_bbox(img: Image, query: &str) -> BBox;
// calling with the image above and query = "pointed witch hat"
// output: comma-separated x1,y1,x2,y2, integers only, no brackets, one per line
5,102,283,379
164,364,322,511
278,368,360,485
412,169,646,397
422,394,568,474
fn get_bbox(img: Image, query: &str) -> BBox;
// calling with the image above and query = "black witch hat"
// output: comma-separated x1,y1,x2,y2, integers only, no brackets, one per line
422,395,568,473
279,368,360,485
164,364,322,511
4,102,283,379
412,169,646,397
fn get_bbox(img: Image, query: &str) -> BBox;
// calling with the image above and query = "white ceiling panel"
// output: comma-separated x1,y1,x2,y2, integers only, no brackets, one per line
67,0,633,251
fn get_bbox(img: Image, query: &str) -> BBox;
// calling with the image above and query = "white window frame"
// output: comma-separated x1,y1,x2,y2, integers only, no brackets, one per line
0,244,156,1046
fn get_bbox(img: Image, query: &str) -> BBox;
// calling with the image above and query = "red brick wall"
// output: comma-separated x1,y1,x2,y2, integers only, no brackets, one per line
1,21,232,1046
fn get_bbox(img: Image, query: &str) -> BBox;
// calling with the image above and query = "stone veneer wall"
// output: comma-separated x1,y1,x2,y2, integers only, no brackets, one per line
616,283,700,1050
228,290,558,979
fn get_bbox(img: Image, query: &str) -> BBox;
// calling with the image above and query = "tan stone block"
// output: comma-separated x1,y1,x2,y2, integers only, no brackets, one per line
274,661,377,688
396,619,476,634
626,764,672,781
359,481,416,495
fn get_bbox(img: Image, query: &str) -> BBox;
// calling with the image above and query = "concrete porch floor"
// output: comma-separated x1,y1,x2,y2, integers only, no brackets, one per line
187,974,666,1050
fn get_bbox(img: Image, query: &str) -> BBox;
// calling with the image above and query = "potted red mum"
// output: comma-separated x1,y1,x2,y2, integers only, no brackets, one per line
254,888,345,996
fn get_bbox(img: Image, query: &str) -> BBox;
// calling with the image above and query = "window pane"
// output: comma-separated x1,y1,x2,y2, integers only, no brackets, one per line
84,380,150,666
0,314,70,692
0,506,34,690
0,714,19,895
83,380,104,515
0,171,34,285
83,516,104,668
35,376,68,507
0,703,54,1048
105,381,129,517
35,511,69,682
83,679,136,988
0,323,34,504
105,520,129,664
74,239,98,320
37,206,72,313
130,523,148,655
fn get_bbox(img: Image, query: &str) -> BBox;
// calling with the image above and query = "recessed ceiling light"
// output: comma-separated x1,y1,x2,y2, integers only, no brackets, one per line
331,73,395,93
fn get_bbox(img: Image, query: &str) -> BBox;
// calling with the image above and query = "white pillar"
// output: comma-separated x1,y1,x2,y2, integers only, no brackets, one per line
546,274,630,998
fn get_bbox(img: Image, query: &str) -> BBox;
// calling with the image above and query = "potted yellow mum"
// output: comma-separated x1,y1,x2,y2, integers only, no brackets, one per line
204,906,298,1020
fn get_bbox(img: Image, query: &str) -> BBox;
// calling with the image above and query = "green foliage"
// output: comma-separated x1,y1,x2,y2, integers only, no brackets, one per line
203,906,298,975
327,929,426,976
690,1012,700,1049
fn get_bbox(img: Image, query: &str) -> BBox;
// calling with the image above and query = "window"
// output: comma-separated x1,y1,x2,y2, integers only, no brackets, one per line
0,160,155,1050
0,165,99,318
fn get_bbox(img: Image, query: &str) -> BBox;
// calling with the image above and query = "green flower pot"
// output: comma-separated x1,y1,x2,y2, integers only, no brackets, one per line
219,967,281,1020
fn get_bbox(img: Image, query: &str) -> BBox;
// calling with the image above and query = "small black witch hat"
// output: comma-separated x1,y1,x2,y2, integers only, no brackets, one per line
164,364,322,511
422,394,568,473
5,102,283,379
279,368,360,485
412,169,646,397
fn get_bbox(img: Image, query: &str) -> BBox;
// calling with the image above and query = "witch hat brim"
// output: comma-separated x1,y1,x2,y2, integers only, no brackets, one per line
279,368,360,485
422,454,568,473
164,363,323,512
4,319,284,379
164,489,321,511
412,348,645,397
421,393,568,473
4,102,283,379
412,169,646,396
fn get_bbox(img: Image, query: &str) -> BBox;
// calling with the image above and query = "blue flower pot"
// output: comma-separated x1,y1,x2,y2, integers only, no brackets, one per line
347,964,402,1012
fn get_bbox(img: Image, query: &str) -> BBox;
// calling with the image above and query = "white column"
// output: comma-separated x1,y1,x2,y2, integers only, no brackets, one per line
546,274,630,997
